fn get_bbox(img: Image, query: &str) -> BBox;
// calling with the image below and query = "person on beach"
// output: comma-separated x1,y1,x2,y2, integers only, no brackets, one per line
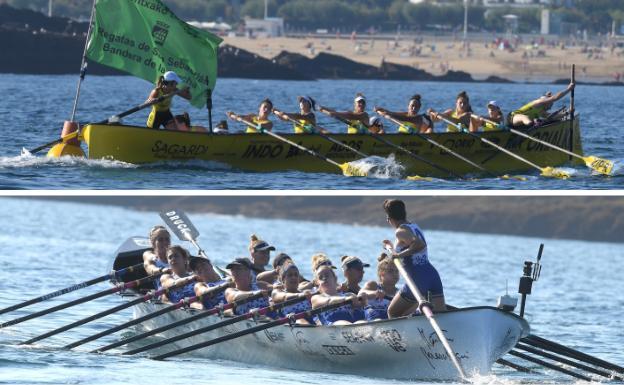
143,226,172,286
475,100,506,131
428,91,479,132
271,262,314,324
146,71,192,129
358,253,399,321
227,99,274,133
159,245,197,303
311,264,367,325
339,255,370,295
319,94,371,134
382,199,446,318
224,257,275,317
273,96,328,134
375,95,433,134
189,256,231,310
509,81,575,127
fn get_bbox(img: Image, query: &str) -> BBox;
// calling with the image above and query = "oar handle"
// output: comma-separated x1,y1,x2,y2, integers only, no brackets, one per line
96,90,181,125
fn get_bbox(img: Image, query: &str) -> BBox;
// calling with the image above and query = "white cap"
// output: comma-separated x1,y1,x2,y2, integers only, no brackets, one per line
354,95,366,103
369,116,381,126
163,71,181,83
487,100,500,109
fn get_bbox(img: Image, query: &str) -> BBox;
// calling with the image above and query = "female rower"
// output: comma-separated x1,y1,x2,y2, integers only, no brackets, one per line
159,245,197,303
359,253,399,321
227,99,274,133
271,263,314,324
382,199,446,318
375,94,433,134
146,71,191,129
339,255,370,294
509,81,575,127
274,96,328,134
311,264,366,325
476,100,505,131
189,256,231,310
428,91,479,133
143,226,172,280
248,234,275,278
319,94,370,134
224,258,274,317
368,116,385,134
257,253,314,290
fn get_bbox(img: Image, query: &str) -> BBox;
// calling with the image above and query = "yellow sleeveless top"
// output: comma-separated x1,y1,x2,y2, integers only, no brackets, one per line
446,111,462,132
152,89,172,112
398,121,418,134
246,116,270,133
512,101,546,120
293,113,315,134
483,119,502,131
347,119,368,134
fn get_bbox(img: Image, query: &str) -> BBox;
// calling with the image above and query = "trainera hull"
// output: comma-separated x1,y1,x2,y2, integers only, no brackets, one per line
130,302,529,380
81,118,583,177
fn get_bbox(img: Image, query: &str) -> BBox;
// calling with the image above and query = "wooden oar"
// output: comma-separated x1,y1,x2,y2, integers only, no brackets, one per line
319,107,460,179
515,342,622,381
125,293,307,356
69,283,226,351
152,296,353,361
272,108,369,158
21,286,168,345
508,349,591,381
523,334,624,374
228,113,369,177
0,262,143,316
386,246,467,380
478,115,614,176
90,281,235,353
496,357,534,373
436,114,571,179
0,273,161,329
378,112,507,179
26,90,181,155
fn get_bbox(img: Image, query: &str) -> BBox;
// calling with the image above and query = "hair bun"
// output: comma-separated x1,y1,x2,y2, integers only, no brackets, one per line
340,255,349,262
378,253,388,262
250,234,258,242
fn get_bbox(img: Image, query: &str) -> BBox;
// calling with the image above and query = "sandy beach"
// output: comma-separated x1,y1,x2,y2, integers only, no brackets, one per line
224,34,624,83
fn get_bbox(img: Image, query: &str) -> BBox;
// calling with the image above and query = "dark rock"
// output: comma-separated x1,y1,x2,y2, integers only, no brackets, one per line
218,45,310,80
0,4,87,34
481,75,514,83
379,62,436,81
436,70,474,82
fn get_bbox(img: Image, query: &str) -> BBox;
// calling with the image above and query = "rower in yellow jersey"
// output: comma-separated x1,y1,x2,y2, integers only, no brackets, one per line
226,99,274,133
273,96,328,134
475,100,506,131
319,94,371,134
375,94,433,134
428,91,479,133
146,71,192,129
509,81,575,127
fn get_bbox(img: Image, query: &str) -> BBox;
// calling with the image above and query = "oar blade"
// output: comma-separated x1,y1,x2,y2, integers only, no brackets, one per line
540,167,571,179
500,174,528,181
583,156,614,176
340,162,368,177
159,210,200,242
406,175,433,181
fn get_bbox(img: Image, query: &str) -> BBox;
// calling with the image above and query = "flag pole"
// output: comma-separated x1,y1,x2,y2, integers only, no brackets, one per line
69,0,97,122
206,77,213,133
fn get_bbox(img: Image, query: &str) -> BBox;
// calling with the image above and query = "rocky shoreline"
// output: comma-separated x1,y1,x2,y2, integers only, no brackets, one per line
2,5,623,86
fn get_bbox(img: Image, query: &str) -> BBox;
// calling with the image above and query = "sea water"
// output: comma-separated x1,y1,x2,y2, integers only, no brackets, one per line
1,75,623,189
0,198,622,384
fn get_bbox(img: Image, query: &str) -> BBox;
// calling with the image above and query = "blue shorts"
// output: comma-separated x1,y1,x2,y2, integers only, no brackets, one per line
399,262,444,303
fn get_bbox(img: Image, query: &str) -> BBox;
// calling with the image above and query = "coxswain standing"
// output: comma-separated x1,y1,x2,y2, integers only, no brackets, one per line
382,199,446,318
146,71,191,130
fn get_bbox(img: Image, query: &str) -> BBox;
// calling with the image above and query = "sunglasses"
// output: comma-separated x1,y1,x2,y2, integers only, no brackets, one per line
162,80,176,86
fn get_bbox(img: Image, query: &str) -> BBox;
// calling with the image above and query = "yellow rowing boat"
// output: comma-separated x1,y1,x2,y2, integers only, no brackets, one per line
51,118,583,177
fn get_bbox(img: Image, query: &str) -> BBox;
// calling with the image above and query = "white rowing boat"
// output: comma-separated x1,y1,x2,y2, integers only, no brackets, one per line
110,237,529,380
128,301,528,380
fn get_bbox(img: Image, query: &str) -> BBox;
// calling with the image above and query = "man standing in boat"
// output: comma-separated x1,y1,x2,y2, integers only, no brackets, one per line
382,199,446,318
146,71,191,129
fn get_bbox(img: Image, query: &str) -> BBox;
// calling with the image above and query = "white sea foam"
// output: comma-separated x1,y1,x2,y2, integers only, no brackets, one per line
1,152,137,169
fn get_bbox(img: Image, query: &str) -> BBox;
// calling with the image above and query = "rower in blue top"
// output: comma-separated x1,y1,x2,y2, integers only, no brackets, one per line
188,255,231,310
224,258,276,318
142,226,172,289
159,245,197,303
359,253,400,321
382,199,446,318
